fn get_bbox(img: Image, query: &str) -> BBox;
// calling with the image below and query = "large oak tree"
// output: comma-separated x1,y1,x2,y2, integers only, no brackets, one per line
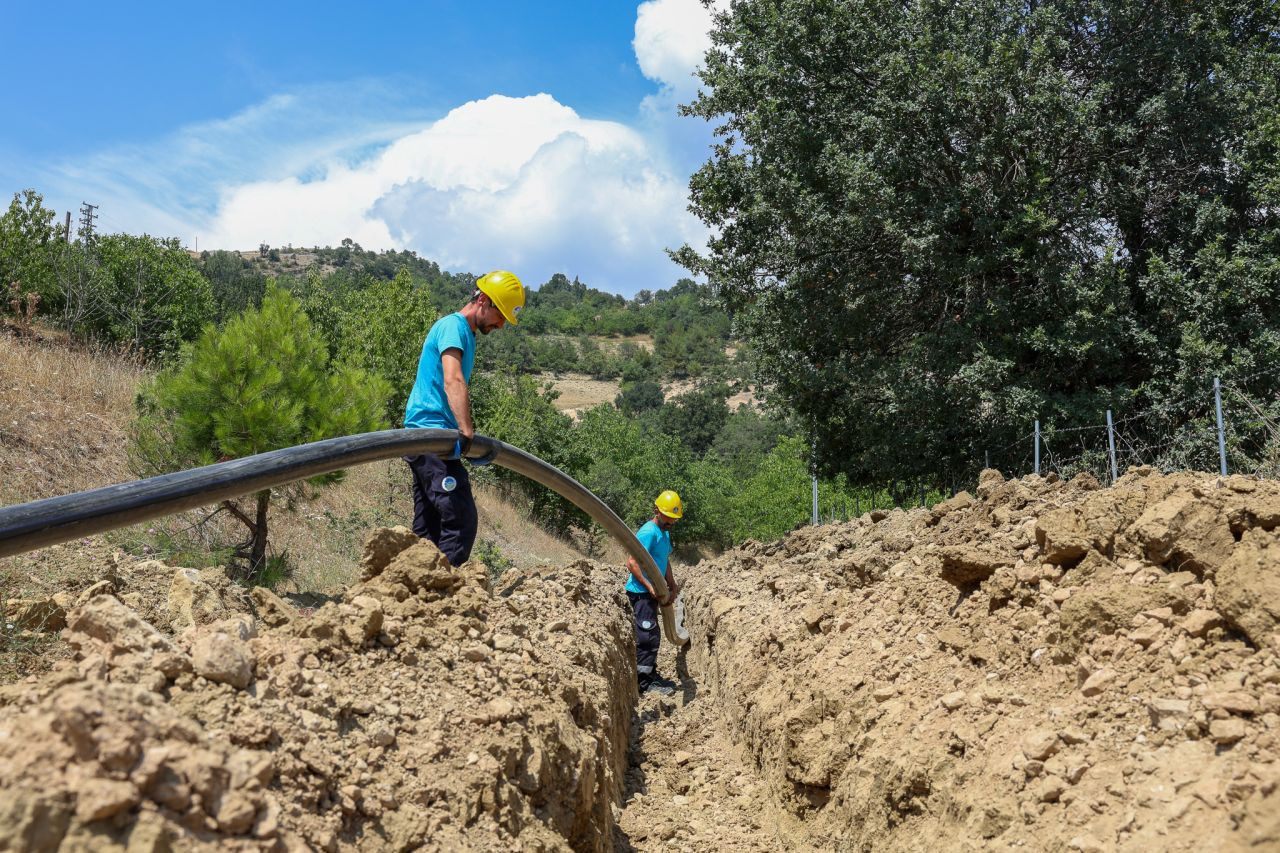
678,0,1280,486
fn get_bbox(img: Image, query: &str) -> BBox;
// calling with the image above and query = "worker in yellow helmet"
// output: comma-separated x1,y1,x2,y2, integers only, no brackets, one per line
625,489,683,696
402,270,526,566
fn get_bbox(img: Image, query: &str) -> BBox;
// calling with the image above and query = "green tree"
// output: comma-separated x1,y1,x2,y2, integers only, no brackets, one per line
200,250,266,322
0,190,59,315
679,0,1280,486
568,404,692,529
724,435,832,543
131,287,390,576
470,373,580,533
652,383,730,458
336,267,438,419
92,234,215,359
707,406,788,477
615,379,665,416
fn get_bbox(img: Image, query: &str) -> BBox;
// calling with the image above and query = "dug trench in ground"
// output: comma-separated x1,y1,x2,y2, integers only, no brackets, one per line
5,468,1280,851
619,467,1280,852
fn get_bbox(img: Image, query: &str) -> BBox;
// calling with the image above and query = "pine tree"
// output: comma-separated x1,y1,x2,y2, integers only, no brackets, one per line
132,286,391,577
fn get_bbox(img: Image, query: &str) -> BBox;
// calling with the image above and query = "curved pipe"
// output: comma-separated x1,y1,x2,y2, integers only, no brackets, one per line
0,428,688,645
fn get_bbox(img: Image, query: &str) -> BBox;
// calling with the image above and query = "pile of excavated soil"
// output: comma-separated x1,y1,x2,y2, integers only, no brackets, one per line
674,468,1280,851
0,529,636,851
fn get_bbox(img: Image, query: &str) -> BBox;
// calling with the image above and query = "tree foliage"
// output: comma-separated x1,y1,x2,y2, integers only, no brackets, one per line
131,287,389,575
651,383,731,458
0,190,59,312
679,0,1280,486
334,268,438,419
615,379,666,416
199,250,267,323
91,235,215,359
470,372,580,534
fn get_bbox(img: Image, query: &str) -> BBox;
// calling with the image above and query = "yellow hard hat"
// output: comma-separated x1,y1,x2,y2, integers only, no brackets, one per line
655,489,683,519
476,270,526,325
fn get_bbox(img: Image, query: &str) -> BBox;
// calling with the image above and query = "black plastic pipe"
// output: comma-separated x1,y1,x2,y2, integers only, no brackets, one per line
0,428,688,644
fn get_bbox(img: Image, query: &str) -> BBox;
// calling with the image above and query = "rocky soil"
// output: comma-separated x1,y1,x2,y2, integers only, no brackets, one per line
4,467,1280,851
672,468,1280,851
0,530,635,851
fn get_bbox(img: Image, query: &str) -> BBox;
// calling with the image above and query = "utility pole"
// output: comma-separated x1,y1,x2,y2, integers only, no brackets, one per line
64,211,72,243
78,202,98,240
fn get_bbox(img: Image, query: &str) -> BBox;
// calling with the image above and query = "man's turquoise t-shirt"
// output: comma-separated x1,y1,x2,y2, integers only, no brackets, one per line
625,520,671,594
404,313,475,429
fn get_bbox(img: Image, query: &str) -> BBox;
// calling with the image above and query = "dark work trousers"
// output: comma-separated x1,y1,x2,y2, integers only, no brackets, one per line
627,591,661,685
404,454,478,567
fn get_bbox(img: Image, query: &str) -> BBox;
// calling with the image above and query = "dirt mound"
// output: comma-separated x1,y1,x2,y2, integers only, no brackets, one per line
0,529,636,851
677,469,1280,851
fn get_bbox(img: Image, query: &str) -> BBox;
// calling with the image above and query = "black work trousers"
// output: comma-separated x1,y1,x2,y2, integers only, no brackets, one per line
627,591,661,685
404,454,477,567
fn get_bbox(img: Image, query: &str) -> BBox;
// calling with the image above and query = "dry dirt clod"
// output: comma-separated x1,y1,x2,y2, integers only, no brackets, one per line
190,626,254,689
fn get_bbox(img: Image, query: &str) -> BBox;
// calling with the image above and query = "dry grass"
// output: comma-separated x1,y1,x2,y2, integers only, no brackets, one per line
541,372,624,418
0,324,147,504
544,370,762,419
475,484,625,568
596,333,654,354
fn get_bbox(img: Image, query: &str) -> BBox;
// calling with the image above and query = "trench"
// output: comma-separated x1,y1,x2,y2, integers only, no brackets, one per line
611,620,802,852
0,427,793,850
6,437,1279,851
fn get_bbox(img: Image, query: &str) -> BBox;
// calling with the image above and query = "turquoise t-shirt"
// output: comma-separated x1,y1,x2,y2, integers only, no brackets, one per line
404,313,475,430
625,519,671,594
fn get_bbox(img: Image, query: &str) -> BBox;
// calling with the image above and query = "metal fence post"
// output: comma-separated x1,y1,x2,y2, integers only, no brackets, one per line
1106,409,1118,483
1214,377,1228,476
811,474,819,525
1034,419,1041,475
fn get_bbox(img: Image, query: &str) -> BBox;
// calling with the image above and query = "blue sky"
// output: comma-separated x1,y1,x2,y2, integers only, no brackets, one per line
1,0,721,295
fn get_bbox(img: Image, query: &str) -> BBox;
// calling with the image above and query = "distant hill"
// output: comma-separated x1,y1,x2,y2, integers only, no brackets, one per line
194,242,739,383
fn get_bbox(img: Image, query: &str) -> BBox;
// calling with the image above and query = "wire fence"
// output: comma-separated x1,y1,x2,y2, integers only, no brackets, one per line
811,370,1280,525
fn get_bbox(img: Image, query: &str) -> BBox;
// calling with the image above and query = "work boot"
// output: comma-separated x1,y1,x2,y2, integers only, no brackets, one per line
644,680,675,696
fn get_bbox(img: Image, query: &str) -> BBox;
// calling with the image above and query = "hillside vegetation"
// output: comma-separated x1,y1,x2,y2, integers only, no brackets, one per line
1,191,897,562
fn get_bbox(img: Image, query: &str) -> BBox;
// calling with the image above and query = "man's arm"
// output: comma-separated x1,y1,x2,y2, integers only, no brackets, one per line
441,349,474,442
665,564,680,603
627,556,657,598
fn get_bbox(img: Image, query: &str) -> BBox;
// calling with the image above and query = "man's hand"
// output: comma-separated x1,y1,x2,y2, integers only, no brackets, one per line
660,578,681,605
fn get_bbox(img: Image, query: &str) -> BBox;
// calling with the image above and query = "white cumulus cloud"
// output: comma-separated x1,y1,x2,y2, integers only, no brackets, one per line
199,93,705,294
633,0,724,97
